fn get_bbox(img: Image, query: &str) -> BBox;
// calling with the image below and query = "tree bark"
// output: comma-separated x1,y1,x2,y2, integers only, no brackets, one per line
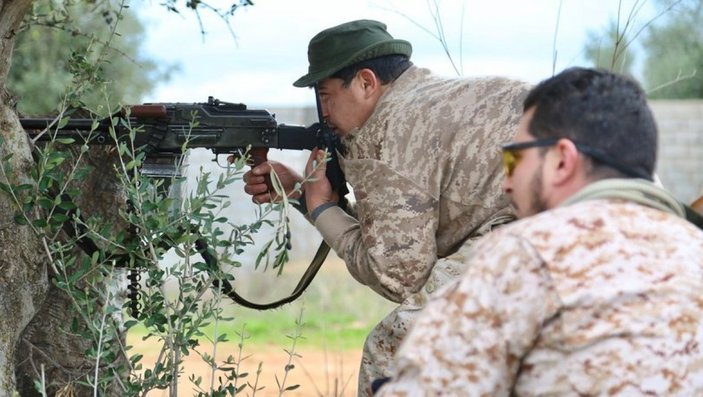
14,148,129,397
2,1,128,395
0,0,50,395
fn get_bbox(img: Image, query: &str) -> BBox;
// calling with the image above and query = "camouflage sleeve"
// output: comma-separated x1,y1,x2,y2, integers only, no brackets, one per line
376,233,561,396
314,162,439,303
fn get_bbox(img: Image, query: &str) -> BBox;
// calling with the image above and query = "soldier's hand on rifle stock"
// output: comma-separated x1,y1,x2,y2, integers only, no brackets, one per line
243,160,303,204
304,148,339,213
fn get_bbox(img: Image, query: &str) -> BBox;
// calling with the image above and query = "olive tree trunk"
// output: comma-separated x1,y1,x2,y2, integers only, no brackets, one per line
1,1,127,395
13,147,129,397
0,1,49,395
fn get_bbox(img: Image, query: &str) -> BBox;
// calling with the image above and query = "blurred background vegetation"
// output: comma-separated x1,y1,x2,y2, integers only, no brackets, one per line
7,1,173,116
582,0,703,98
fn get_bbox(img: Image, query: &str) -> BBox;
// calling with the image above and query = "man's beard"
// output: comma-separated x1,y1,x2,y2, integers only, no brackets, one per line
527,163,549,217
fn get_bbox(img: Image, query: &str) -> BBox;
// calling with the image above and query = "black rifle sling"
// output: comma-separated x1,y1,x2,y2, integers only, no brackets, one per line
199,237,330,310
52,188,331,311
140,225,331,311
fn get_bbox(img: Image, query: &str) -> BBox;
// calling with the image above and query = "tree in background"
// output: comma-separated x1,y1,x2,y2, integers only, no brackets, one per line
583,20,636,75
583,0,702,98
7,1,172,116
642,0,703,98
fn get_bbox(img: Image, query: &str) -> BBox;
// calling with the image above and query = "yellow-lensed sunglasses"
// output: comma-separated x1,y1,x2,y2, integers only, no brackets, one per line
501,137,559,177
502,137,651,180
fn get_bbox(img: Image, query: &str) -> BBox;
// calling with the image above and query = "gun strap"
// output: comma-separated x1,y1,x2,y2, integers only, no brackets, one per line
199,237,330,310
53,193,327,311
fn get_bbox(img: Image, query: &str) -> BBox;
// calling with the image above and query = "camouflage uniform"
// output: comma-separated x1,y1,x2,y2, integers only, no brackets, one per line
313,65,530,396
376,181,703,396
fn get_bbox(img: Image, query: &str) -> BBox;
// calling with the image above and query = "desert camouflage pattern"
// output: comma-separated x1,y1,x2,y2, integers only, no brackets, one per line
376,198,703,396
312,66,530,396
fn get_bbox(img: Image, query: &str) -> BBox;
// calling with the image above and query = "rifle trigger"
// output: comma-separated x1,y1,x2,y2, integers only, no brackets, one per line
214,154,228,168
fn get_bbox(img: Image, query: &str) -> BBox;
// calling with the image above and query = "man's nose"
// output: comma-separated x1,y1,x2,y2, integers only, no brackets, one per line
502,175,512,195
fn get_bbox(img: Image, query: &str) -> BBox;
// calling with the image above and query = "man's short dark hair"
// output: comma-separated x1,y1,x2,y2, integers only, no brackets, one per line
331,54,412,87
524,67,657,180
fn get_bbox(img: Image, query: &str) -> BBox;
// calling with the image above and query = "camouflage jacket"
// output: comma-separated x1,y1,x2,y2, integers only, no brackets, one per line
314,66,529,302
377,193,703,396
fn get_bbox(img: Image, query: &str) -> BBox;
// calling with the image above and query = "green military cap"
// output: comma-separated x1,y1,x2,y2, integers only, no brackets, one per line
293,19,412,87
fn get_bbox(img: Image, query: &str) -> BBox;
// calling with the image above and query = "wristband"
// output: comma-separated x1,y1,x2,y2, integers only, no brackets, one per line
310,202,337,222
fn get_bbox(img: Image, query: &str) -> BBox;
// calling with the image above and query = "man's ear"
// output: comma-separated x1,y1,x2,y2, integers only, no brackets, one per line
547,138,582,186
356,68,380,97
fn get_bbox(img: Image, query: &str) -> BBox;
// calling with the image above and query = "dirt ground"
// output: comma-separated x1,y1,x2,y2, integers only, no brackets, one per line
132,337,362,397
130,255,385,396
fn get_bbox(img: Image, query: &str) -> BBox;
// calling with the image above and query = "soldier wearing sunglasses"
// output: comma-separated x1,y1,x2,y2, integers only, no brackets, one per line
375,67,703,396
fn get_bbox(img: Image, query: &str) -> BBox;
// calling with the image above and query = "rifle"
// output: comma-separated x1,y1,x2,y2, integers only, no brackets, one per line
20,96,348,312
22,96,344,179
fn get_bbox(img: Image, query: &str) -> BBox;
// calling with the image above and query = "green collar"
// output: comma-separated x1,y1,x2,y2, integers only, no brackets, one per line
560,178,685,218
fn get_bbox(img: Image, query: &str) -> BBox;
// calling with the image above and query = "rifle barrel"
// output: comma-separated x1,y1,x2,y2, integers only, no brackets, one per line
277,124,319,151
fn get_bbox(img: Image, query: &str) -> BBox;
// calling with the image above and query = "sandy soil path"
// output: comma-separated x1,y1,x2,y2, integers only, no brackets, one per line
131,337,362,397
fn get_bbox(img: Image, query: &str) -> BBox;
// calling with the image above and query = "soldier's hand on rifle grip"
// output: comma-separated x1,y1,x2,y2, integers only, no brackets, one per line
247,147,274,193
243,159,304,204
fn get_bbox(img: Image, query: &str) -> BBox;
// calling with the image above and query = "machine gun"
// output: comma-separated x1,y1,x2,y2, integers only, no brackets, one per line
21,96,346,186
19,96,348,313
